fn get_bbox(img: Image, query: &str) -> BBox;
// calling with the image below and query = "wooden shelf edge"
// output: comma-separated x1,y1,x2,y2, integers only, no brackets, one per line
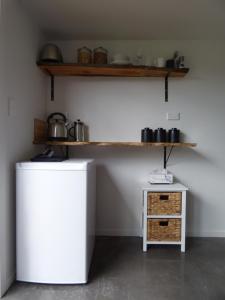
33,140,197,147
37,63,189,78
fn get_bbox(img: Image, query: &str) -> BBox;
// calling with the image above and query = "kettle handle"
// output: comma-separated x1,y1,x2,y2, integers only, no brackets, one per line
47,112,67,123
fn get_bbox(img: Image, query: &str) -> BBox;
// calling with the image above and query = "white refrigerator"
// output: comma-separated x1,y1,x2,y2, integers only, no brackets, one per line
16,159,96,284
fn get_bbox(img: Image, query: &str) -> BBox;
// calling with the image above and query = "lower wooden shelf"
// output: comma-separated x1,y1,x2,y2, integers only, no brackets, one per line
33,118,197,167
33,140,196,147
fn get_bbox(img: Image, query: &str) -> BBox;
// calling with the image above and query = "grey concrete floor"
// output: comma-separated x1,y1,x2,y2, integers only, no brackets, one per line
4,237,225,300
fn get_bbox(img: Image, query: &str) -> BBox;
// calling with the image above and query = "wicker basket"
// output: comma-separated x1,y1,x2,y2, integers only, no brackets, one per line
147,192,181,215
147,219,181,241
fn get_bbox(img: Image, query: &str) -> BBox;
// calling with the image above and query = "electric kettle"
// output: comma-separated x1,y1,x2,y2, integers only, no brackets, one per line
47,112,68,141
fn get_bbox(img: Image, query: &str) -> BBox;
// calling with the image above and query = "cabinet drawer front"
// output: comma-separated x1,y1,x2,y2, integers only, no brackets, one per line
147,219,181,241
147,192,181,215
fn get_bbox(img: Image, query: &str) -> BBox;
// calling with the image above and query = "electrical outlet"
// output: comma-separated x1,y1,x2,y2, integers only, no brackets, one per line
167,112,180,120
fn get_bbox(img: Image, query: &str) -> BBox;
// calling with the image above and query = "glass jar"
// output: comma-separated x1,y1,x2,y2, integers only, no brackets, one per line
77,46,92,64
93,47,108,64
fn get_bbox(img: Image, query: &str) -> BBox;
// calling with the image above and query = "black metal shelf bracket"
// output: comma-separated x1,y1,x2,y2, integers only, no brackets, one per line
50,75,54,101
50,72,169,102
66,146,69,159
163,146,174,169
165,75,168,102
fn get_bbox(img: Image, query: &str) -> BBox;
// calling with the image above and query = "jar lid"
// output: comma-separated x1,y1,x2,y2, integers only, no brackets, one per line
94,47,108,53
78,46,92,53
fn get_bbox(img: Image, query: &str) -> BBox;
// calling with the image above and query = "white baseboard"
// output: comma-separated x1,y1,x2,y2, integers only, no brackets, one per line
187,231,225,238
96,228,225,238
96,229,142,237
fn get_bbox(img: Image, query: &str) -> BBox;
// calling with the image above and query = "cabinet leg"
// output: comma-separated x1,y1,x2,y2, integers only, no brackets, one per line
181,243,185,253
143,243,147,252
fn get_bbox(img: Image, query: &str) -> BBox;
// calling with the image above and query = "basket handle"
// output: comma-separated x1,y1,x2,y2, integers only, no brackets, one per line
160,195,169,201
159,221,169,226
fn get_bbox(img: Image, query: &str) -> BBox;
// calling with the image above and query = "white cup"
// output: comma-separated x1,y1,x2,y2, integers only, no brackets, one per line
156,57,165,68
112,54,130,63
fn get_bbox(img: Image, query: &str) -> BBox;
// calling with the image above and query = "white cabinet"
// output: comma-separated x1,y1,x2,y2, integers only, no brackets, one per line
142,183,188,252
16,159,96,284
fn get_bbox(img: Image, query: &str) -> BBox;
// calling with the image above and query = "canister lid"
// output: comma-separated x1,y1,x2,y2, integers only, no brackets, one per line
78,46,92,53
94,47,108,53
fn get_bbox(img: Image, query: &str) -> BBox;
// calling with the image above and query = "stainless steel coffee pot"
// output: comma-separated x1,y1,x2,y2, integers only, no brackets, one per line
69,119,85,142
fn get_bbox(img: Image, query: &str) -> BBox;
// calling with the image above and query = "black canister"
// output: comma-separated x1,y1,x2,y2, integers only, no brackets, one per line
154,128,166,142
166,59,175,68
168,128,180,143
141,128,153,142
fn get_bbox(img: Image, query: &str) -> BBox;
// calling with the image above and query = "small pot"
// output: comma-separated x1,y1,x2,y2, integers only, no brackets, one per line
39,44,63,63
166,59,175,68
141,128,153,142
154,128,166,142
168,128,180,143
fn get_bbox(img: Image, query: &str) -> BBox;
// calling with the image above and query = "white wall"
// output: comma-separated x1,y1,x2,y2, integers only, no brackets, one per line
0,0,5,294
0,0,46,296
47,40,225,237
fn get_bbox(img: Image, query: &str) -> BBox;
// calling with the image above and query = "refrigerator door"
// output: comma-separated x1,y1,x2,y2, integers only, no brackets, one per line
16,166,90,284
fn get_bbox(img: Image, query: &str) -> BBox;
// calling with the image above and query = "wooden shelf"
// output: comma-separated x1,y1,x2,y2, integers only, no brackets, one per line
33,119,197,148
33,119,196,167
33,140,197,147
37,63,189,102
37,63,189,78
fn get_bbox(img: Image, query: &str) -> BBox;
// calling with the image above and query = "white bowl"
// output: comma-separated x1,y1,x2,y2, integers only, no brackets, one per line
111,60,130,65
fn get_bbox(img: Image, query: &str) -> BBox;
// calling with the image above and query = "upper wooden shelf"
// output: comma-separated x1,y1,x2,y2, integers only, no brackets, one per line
37,63,189,78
